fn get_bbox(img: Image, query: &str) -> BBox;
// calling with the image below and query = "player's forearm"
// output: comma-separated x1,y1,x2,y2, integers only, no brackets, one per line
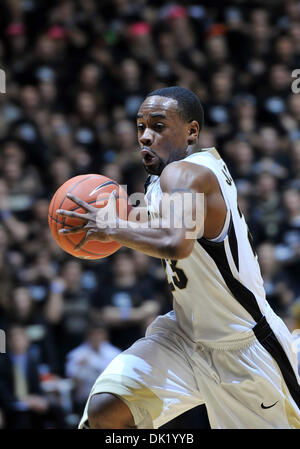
107,219,191,259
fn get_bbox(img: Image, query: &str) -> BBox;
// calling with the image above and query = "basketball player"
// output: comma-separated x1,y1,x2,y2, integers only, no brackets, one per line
57,87,300,429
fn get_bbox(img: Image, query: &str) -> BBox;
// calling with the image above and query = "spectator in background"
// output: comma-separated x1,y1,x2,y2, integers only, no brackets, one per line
231,95,257,143
125,24,156,73
250,172,283,242
48,157,73,195
101,162,123,186
117,58,146,118
38,79,59,112
286,298,300,334
275,187,300,282
0,177,28,243
77,63,102,95
18,250,57,306
0,325,63,428
289,140,300,188
273,34,296,67
3,287,58,374
132,250,172,315
8,85,49,170
2,156,42,208
113,119,140,166
0,139,43,219
252,126,289,180
48,114,73,160
45,260,92,373
0,226,13,321
227,140,255,196
286,298,300,376
205,69,234,140
198,128,217,151
260,64,292,126
257,242,295,317
22,198,51,257
4,21,28,72
282,94,300,143
72,91,99,154
205,33,229,72
65,321,121,414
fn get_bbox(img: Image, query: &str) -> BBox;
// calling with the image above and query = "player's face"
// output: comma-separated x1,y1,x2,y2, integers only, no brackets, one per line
137,96,191,175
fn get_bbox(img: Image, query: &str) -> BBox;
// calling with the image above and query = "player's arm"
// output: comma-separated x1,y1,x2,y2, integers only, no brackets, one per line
107,161,211,259
57,162,213,260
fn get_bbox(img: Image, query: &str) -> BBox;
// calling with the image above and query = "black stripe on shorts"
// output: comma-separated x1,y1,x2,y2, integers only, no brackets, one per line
253,316,300,410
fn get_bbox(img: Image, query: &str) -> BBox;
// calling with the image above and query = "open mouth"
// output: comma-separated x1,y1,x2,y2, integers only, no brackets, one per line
140,148,156,165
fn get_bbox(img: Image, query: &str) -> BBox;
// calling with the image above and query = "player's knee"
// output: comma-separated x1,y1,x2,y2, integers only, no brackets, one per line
87,393,135,429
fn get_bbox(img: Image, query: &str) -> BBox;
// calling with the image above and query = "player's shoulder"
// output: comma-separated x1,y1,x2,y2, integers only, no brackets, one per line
160,158,215,193
161,158,213,178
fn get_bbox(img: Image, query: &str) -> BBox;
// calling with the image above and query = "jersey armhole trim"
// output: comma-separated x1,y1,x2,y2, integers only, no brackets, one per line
208,207,231,243
199,213,233,247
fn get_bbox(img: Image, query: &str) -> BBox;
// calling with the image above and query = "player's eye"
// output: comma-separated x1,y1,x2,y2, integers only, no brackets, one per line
154,123,165,131
137,123,145,131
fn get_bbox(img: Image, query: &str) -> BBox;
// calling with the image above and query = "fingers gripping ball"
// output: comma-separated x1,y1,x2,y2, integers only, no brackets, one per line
48,174,129,259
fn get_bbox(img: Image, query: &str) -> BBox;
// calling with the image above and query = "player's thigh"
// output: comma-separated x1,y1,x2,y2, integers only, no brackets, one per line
199,340,300,429
80,333,204,429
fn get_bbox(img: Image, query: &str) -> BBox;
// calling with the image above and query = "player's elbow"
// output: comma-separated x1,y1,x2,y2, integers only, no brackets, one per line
163,234,195,260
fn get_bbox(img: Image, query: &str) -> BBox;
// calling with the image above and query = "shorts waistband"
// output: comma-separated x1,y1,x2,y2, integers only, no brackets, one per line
198,328,256,351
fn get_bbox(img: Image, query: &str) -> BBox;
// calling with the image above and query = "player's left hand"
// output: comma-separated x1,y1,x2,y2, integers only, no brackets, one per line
56,191,117,250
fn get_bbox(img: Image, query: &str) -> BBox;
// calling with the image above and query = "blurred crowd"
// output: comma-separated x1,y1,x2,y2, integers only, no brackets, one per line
0,0,300,429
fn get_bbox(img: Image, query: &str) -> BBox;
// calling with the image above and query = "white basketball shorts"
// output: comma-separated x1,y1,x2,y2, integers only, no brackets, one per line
79,310,300,429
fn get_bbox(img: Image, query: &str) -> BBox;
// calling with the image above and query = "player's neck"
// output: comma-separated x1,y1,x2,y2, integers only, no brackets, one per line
185,143,201,157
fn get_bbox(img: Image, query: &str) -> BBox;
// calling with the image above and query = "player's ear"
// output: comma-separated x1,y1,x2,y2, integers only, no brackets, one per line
187,120,199,145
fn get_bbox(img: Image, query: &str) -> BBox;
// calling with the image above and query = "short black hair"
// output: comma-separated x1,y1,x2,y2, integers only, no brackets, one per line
146,86,204,132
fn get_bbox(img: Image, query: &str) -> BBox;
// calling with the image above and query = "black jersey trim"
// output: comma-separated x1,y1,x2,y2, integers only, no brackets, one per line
228,216,239,272
253,316,300,409
198,220,263,323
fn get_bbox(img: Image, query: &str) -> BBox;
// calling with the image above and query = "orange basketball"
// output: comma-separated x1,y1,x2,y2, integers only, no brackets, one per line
48,174,129,259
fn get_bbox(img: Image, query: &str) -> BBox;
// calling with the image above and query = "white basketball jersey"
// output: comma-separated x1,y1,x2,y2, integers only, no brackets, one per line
145,148,273,344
